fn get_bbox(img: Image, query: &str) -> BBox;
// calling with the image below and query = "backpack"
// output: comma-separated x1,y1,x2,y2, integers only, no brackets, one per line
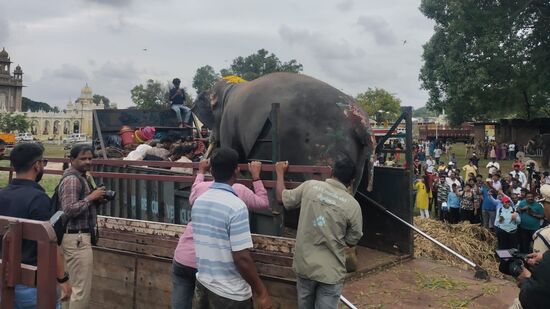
51,172,88,213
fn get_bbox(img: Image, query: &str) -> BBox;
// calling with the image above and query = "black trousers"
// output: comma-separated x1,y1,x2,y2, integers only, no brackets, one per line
518,227,536,253
460,209,475,223
496,228,518,250
449,208,460,224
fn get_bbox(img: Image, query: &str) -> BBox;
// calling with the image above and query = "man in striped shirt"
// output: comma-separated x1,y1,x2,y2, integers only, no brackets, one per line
191,148,272,309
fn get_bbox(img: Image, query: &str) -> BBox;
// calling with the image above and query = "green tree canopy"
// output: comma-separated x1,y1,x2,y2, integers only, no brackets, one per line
22,97,54,112
130,80,169,110
0,113,30,133
222,49,303,80
413,106,437,118
93,94,112,109
192,65,220,93
355,88,401,123
419,0,550,125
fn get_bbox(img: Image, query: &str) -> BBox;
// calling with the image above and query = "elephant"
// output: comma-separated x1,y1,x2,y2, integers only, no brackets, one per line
527,133,550,169
192,72,376,193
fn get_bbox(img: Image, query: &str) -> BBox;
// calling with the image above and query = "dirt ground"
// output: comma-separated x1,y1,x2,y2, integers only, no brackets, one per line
341,258,518,309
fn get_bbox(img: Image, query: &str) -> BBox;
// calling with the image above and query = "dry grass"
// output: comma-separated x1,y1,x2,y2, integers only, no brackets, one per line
413,217,503,279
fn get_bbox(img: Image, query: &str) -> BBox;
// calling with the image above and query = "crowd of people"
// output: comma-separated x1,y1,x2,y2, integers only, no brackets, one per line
413,140,550,256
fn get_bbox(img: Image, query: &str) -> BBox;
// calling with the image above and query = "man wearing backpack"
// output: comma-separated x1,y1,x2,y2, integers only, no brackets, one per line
58,144,106,309
0,143,72,307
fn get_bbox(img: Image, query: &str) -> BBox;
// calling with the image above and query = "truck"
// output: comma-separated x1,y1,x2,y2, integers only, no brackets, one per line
0,133,16,145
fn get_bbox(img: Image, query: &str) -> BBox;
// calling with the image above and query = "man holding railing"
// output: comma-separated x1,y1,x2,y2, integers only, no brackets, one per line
275,158,363,309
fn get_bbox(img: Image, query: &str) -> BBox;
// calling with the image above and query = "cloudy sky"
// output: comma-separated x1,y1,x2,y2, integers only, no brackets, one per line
0,0,434,109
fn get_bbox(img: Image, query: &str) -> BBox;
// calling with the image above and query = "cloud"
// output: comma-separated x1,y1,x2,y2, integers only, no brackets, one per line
0,15,9,42
90,61,142,106
357,15,398,46
49,64,89,80
279,25,364,60
336,0,354,12
84,0,133,7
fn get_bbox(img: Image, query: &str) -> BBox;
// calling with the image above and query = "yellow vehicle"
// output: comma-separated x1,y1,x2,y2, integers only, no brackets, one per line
0,132,16,145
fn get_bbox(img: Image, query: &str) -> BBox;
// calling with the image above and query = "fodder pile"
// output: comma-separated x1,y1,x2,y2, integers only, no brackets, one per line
413,217,503,279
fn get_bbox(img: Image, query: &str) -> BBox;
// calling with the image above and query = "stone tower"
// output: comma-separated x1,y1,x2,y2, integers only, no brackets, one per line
0,48,23,112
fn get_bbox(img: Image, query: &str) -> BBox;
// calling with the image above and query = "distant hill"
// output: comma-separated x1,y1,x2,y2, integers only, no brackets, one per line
22,97,59,113
413,106,436,118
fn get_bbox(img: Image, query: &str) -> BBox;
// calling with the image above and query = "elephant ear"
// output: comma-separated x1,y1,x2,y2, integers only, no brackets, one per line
191,92,216,129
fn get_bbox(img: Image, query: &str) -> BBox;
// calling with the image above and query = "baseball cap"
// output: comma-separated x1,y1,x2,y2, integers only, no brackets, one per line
501,196,510,203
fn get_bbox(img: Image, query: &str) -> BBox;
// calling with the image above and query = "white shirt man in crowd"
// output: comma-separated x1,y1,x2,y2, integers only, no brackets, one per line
486,159,500,176
446,172,462,190
510,166,528,188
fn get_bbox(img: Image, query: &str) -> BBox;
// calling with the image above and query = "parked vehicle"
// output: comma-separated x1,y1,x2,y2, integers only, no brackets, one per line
15,132,34,143
0,133,16,145
63,133,87,144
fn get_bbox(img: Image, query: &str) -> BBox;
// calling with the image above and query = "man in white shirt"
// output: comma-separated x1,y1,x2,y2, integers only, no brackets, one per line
508,143,516,160
446,172,462,190
486,159,500,176
426,156,436,170
510,166,528,188
434,147,443,164
491,174,502,191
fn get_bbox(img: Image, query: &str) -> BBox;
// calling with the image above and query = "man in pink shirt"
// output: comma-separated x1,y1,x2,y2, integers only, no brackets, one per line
171,159,270,309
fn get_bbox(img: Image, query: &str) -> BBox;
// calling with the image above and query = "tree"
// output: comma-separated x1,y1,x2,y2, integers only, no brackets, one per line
93,94,111,109
192,65,219,93
221,49,303,80
0,113,30,133
413,106,437,118
22,97,53,112
130,80,169,110
419,0,550,125
355,88,401,123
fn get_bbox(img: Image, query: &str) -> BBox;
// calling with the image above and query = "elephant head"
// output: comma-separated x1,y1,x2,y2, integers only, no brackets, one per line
192,79,234,144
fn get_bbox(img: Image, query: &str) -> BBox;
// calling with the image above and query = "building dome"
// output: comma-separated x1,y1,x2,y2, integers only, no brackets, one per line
80,83,92,99
14,65,22,73
0,48,8,59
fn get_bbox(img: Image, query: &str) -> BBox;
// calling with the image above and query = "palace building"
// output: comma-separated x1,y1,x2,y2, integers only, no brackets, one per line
0,47,107,140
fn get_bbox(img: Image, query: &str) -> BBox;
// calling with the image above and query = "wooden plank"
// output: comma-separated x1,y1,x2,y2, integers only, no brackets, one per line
97,238,175,258
250,251,293,267
93,250,136,282
100,230,178,248
135,257,172,308
90,275,135,308
256,263,295,280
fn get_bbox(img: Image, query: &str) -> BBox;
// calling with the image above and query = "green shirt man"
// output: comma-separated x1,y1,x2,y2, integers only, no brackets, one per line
275,158,363,309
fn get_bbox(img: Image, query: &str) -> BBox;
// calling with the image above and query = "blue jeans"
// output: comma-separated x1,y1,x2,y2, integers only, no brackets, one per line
171,104,191,124
297,276,343,309
14,284,61,309
171,261,197,309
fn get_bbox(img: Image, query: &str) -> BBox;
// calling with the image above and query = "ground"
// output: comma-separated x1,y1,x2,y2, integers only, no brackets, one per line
341,258,518,309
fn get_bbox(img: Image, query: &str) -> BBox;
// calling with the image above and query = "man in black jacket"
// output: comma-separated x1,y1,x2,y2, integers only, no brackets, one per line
515,250,550,308
0,143,71,306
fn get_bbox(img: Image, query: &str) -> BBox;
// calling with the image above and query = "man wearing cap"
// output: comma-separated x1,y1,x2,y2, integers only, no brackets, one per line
492,194,520,249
